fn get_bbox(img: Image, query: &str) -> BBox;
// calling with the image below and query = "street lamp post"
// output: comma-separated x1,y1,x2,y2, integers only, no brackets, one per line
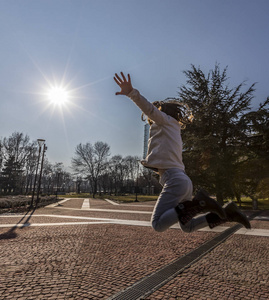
135,176,139,202
30,139,45,208
36,143,47,207
55,172,60,201
135,160,140,202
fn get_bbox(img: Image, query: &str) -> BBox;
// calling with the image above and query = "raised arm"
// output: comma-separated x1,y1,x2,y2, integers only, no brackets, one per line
114,72,133,96
113,72,170,125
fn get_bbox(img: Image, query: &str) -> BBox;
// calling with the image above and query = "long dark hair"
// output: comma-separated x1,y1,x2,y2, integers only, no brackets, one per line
141,98,193,129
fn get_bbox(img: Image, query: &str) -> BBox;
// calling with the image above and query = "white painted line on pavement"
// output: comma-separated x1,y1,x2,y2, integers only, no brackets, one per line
235,228,269,237
45,198,71,208
0,221,268,236
81,199,90,209
122,204,155,207
0,214,152,227
0,222,115,228
1,214,269,237
0,214,112,221
0,219,151,228
198,226,229,233
83,207,153,214
105,198,154,208
254,216,269,221
105,199,119,205
47,206,153,214
0,214,151,227
198,226,269,237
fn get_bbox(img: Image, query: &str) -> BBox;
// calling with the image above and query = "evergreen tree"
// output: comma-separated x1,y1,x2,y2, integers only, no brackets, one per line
0,156,23,194
179,64,256,204
235,97,269,208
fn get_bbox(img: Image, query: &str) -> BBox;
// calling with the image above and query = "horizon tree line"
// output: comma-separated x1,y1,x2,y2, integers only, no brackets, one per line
0,133,159,198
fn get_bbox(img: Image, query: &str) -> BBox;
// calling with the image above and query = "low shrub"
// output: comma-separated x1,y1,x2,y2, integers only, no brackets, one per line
0,195,59,212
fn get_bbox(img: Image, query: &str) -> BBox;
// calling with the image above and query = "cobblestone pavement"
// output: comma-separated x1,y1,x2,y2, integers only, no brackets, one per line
0,198,268,299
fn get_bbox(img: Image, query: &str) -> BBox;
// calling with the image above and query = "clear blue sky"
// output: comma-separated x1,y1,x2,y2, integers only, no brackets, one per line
0,0,268,168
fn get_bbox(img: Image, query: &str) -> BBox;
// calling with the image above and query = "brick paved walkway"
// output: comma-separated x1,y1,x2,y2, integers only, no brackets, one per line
0,198,268,299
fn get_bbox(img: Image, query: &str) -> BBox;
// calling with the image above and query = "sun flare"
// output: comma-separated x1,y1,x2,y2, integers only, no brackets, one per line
47,87,69,106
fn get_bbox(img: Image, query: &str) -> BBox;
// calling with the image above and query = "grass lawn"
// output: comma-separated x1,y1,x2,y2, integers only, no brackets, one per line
235,197,269,210
61,193,91,199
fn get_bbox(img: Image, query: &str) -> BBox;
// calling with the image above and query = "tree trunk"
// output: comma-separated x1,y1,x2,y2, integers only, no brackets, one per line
235,192,242,207
251,196,258,210
77,182,81,194
92,181,98,198
216,192,224,205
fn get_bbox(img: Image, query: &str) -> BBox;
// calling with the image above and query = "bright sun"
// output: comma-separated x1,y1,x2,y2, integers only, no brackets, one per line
47,87,69,105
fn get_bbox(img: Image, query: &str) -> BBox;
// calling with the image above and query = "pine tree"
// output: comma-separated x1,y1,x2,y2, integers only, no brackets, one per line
179,64,256,204
0,156,23,194
236,97,269,208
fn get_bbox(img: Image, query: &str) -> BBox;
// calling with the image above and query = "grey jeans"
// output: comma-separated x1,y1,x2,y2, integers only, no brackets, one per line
151,168,208,233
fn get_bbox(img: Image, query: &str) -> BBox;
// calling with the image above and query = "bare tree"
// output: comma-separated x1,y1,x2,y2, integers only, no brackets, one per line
123,155,140,193
41,160,53,194
52,162,65,196
0,132,36,194
108,155,128,195
124,156,140,181
72,141,110,198
24,143,39,194
2,132,32,166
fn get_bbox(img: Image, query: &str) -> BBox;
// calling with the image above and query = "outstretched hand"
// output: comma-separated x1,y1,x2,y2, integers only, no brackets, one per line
114,72,133,96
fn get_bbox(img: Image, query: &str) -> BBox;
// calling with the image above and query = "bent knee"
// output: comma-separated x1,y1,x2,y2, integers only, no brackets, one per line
151,221,166,233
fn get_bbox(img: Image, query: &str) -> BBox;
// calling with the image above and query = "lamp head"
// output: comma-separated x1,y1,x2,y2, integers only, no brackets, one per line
37,139,45,147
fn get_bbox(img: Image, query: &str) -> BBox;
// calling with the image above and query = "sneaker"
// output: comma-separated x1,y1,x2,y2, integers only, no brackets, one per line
194,189,226,219
224,201,251,229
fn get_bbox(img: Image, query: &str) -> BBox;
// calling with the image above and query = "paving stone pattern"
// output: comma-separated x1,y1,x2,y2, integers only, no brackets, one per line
146,235,269,300
0,198,268,299
0,222,215,299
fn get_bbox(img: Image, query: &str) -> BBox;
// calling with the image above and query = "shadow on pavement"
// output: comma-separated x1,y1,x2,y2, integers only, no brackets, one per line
0,207,36,240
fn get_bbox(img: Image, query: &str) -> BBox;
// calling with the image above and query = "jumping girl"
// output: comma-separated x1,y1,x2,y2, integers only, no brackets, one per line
114,72,251,233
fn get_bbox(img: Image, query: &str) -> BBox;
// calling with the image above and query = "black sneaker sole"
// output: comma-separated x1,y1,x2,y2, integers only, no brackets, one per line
224,202,251,229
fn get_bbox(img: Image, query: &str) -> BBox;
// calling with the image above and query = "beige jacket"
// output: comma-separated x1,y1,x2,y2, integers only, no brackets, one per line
128,89,185,171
